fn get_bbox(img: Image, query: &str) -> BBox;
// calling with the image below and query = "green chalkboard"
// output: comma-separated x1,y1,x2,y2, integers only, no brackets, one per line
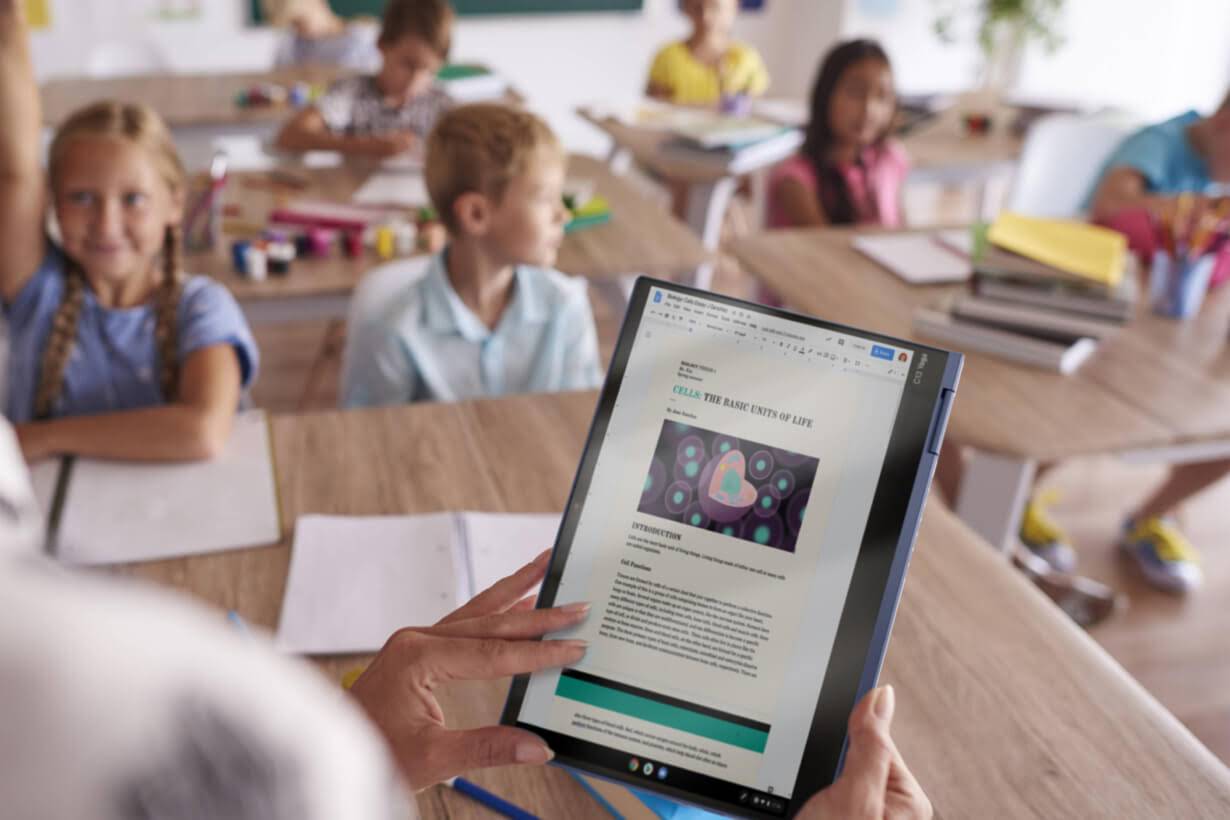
251,1,643,23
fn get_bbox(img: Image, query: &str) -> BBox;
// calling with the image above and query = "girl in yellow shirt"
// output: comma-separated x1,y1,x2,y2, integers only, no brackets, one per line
647,0,769,107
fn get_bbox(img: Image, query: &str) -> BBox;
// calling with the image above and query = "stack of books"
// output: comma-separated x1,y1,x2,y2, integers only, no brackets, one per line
658,110,804,174
593,100,804,173
913,213,1137,375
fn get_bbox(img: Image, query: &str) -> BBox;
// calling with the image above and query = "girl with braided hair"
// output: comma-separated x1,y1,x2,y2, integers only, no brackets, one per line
1,0,257,463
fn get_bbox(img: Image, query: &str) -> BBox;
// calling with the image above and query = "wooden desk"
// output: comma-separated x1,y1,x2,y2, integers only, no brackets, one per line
904,104,1023,178
40,68,524,173
40,67,345,130
730,227,1230,551
578,106,802,281
188,153,709,323
41,67,348,173
119,391,1230,818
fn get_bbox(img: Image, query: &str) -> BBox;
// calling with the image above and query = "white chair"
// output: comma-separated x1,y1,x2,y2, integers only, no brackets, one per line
85,41,170,78
1006,113,1138,219
338,256,433,406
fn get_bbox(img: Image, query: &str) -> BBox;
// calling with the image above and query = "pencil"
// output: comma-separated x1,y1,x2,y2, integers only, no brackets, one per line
446,777,539,820
226,610,252,637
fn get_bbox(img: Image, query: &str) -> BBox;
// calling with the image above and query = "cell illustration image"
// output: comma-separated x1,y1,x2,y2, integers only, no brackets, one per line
637,420,818,553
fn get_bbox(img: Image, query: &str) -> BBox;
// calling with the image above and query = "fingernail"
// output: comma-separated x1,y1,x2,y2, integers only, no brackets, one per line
515,742,554,764
561,639,589,654
874,685,895,720
561,602,591,615
535,549,552,564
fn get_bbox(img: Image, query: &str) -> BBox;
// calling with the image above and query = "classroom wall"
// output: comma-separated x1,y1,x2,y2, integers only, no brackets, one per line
28,0,844,155
841,0,981,95
28,1,273,79
841,0,1230,119
1014,0,1230,119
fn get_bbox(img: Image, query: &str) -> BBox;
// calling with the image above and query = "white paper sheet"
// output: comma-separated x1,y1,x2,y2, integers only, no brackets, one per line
463,512,561,596
934,228,976,257
49,411,281,565
276,514,465,655
276,512,561,655
352,172,430,208
852,233,972,285
380,149,426,172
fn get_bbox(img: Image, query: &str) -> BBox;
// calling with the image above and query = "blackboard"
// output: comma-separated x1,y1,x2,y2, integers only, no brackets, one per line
251,1,644,23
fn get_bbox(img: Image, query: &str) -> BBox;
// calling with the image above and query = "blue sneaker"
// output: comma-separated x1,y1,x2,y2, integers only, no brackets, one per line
1120,517,1203,594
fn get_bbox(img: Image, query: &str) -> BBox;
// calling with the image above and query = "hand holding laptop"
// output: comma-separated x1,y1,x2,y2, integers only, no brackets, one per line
348,549,931,818
348,550,589,790
797,686,932,820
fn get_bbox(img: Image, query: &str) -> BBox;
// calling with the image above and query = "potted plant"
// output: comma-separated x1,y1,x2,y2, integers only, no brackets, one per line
933,0,1066,94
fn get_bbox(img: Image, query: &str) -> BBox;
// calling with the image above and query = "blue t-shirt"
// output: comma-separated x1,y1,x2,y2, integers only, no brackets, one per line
1085,111,1211,207
3,244,259,423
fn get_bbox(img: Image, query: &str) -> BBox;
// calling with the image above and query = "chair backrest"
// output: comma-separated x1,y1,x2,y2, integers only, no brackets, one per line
85,41,170,78
1006,113,1138,219
339,256,434,405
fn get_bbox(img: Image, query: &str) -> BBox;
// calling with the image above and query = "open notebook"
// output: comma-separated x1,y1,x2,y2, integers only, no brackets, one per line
29,410,280,565
276,512,561,655
852,232,973,284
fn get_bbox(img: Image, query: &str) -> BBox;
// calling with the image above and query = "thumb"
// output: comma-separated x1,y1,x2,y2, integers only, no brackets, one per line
414,726,554,788
835,685,896,817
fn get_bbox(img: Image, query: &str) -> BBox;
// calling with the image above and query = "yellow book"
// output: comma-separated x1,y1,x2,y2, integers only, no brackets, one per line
24,0,50,29
986,212,1126,287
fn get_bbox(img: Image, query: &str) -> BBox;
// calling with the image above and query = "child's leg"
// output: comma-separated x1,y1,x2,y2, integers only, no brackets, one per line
1128,458,1230,522
1120,458,1230,594
1018,461,1076,572
669,179,690,222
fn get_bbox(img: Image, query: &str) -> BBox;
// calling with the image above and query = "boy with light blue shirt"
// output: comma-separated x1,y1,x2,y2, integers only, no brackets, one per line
344,103,602,407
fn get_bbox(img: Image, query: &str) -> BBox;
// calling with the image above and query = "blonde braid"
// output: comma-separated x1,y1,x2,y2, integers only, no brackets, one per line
33,266,87,420
155,225,184,402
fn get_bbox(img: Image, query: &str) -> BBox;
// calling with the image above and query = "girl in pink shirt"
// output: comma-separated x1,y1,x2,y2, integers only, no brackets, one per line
768,39,908,229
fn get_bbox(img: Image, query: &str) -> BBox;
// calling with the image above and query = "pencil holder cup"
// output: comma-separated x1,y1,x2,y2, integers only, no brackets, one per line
1149,250,1216,319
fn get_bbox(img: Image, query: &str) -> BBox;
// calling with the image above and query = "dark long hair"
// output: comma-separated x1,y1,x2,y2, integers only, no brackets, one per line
802,39,895,225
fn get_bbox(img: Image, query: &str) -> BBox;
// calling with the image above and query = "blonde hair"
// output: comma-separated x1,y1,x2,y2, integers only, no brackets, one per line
378,0,453,58
37,101,186,420
424,103,563,233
